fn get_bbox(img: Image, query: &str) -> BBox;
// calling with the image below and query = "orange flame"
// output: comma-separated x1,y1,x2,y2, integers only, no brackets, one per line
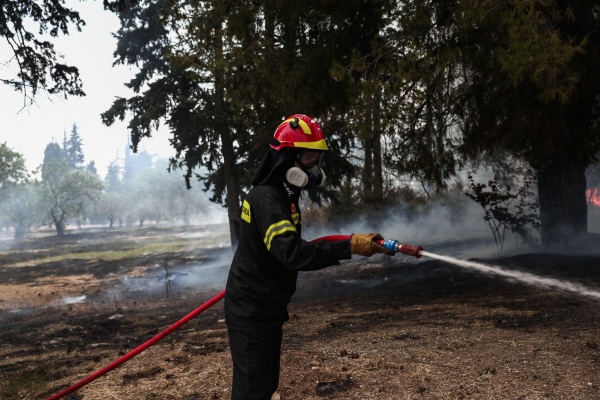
587,188,600,207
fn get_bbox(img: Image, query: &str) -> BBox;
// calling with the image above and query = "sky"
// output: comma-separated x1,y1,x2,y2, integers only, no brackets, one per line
0,0,175,179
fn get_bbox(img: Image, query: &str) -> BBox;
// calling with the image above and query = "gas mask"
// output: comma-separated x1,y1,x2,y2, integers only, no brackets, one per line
286,164,326,188
285,150,326,188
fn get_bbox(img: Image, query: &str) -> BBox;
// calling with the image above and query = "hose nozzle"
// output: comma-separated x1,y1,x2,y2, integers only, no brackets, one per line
377,239,423,259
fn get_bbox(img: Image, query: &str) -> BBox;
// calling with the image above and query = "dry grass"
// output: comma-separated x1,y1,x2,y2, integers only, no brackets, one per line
1,226,600,399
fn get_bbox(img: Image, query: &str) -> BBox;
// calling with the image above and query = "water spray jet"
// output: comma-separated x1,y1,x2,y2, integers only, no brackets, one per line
420,251,600,301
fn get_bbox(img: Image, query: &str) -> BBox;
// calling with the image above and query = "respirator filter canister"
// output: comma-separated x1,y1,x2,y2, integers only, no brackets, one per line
286,165,326,188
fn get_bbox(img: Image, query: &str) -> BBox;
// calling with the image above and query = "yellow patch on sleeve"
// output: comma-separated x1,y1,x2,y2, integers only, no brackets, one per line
241,200,251,223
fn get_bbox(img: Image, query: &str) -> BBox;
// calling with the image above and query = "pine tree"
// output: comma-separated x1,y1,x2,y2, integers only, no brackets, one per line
346,0,600,244
62,131,69,160
43,142,64,165
105,160,122,192
86,161,97,175
66,123,84,169
103,0,386,246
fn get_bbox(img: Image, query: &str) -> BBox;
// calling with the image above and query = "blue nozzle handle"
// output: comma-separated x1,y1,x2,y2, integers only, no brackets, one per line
381,239,400,252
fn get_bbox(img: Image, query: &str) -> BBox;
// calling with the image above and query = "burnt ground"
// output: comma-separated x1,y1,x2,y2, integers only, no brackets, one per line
1,226,600,400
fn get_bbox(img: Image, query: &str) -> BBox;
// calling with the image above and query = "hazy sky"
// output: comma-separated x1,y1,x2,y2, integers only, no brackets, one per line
0,0,175,178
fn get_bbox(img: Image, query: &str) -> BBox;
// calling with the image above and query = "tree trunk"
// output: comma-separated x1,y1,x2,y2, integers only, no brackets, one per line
51,210,64,236
109,217,114,229
362,136,373,196
221,130,240,249
372,98,383,201
54,219,64,236
536,157,587,245
14,223,26,239
214,23,240,250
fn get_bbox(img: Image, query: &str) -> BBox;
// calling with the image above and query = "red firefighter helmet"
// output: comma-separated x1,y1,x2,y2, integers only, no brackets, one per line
270,114,329,151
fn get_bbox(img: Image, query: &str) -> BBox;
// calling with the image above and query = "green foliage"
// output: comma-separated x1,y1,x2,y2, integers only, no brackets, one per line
95,157,211,227
1,179,40,238
86,160,98,174
0,0,85,106
0,142,27,190
80,0,600,240
95,191,125,228
105,160,122,192
466,172,540,252
43,142,64,165
102,0,387,208
331,0,600,239
0,364,54,400
65,122,85,169
39,160,104,235
123,149,154,182
0,143,33,238
497,0,584,104
359,0,599,171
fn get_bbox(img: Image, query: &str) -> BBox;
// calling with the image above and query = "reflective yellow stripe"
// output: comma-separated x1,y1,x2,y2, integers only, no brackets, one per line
293,139,329,150
291,212,300,225
263,220,290,243
277,118,312,135
266,226,296,251
264,219,296,251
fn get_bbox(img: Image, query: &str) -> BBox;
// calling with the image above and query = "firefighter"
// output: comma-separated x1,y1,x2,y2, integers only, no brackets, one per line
225,115,393,400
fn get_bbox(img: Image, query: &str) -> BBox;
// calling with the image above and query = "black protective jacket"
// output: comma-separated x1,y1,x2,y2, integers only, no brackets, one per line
224,182,350,332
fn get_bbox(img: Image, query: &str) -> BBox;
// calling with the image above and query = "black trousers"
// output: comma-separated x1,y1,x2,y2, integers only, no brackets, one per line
227,327,283,400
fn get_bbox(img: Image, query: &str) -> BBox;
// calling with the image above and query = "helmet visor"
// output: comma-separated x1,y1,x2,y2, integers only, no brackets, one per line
297,150,324,169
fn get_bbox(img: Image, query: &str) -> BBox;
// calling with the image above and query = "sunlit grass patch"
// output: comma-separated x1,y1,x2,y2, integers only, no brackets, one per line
0,365,54,400
2,236,228,268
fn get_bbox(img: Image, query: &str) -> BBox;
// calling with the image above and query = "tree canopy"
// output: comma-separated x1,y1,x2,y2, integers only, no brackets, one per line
0,0,87,107
0,142,27,189
338,0,600,243
102,0,390,245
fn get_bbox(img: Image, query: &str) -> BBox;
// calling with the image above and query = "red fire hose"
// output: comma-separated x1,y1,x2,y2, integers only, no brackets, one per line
45,235,420,400
45,291,225,400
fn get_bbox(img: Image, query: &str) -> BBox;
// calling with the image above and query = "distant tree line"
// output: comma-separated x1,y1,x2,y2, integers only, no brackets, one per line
97,148,210,229
0,129,213,238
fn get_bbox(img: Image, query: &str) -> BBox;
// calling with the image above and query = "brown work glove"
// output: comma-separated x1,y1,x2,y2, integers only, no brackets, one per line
350,233,395,257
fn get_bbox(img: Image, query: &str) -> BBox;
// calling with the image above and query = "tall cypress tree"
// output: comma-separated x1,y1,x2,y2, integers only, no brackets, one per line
67,122,84,169
43,142,64,165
